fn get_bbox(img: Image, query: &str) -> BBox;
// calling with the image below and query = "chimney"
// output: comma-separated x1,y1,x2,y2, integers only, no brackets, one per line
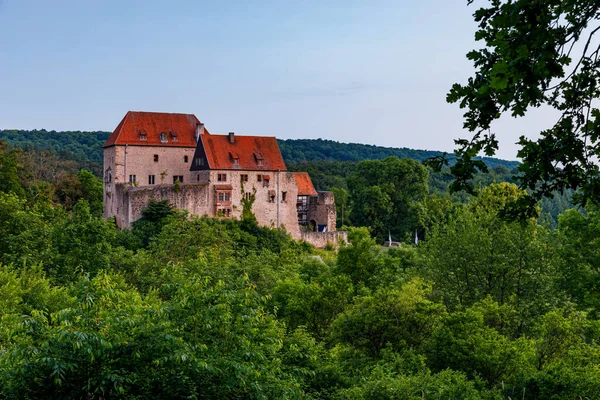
195,123,205,142
228,132,235,144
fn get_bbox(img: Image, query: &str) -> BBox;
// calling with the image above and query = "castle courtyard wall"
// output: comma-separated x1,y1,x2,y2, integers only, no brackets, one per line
301,231,348,248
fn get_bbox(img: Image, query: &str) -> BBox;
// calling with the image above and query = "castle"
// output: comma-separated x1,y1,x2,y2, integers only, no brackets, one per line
102,111,346,247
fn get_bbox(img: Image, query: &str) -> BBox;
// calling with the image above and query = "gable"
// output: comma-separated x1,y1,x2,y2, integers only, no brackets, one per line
190,140,210,171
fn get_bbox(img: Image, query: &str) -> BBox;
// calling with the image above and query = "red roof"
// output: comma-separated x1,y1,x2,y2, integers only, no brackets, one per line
200,134,286,171
103,111,207,147
294,172,318,196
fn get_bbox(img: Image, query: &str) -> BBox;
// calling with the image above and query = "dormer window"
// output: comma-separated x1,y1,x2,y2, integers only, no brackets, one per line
254,152,264,167
170,131,178,142
230,151,239,166
160,132,168,143
139,130,147,141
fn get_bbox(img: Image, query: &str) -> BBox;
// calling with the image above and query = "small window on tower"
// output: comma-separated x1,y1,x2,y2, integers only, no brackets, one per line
104,168,112,183
184,155,189,163
282,191,287,202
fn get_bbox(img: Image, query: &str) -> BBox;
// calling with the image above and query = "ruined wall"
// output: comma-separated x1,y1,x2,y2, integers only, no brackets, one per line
113,183,211,228
307,191,337,232
301,231,348,248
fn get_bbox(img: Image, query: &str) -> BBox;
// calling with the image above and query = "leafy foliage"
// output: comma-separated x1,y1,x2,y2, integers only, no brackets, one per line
446,0,600,217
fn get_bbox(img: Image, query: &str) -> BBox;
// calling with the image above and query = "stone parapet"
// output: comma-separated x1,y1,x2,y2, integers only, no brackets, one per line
301,231,348,249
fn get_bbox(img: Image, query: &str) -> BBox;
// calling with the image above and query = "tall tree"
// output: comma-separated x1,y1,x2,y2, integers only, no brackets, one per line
422,183,561,332
348,157,428,241
443,0,600,216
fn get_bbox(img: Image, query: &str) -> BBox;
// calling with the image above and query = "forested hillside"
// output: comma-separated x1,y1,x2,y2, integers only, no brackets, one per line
0,129,573,227
0,139,598,398
0,129,519,169
278,138,520,168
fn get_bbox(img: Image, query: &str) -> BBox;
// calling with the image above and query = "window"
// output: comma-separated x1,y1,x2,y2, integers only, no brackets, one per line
281,191,287,202
244,192,253,201
268,190,276,203
104,168,112,183
254,152,264,166
217,173,227,182
257,175,262,182
240,174,248,182
230,151,239,166
197,175,200,182
173,176,184,183
218,208,232,217
184,155,189,163
129,175,136,184
218,192,231,202
154,154,159,162
160,132,168,143
195,157,204,166
263,175,270,187
148,175,155,185
139,130,147,141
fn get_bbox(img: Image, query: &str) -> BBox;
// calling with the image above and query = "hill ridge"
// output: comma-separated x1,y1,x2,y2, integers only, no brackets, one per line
0,129,519,169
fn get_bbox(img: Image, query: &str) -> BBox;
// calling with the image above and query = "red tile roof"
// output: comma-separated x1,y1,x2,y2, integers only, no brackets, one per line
200,134,286,171
103,111,207,147
294,172,318,196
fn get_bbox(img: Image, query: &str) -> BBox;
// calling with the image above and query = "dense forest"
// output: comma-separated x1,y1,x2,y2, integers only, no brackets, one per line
0,131,597,398
0,129,571,228
0,129,519,170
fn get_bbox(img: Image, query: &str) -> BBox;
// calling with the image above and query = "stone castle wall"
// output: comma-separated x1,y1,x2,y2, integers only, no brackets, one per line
113,183,211,227
301,231,348,248
104,145,339,247
307,192,337,232
104,145,197,221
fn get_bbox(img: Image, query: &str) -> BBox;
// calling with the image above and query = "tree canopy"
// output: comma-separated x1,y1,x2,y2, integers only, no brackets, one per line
443,0,600,217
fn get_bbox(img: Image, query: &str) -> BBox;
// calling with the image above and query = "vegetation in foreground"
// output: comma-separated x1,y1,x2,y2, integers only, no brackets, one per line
0,139,599,399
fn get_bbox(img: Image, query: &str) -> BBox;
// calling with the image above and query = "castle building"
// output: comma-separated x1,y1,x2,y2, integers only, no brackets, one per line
103,111,345,247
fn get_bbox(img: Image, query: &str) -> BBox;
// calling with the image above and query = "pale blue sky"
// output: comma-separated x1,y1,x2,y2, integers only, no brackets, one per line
0,0,552,159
